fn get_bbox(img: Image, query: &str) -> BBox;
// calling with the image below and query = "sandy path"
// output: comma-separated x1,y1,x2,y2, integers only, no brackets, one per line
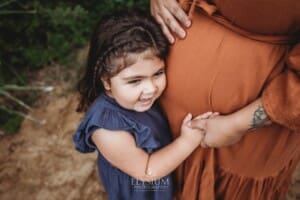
0,91,107,200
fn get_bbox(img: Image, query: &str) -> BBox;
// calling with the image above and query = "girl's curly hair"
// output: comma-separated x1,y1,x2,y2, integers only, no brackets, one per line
76,9,169,112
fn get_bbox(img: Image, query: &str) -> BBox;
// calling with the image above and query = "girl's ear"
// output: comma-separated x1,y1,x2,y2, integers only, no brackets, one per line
101,77,111,91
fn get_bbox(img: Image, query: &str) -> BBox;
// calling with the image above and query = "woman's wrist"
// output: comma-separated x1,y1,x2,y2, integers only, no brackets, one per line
247,104,272,131
228,112,248,135
230,98,272,134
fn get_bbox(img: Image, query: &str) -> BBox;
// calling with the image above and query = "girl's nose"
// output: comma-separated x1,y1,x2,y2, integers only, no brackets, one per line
143,80,157,94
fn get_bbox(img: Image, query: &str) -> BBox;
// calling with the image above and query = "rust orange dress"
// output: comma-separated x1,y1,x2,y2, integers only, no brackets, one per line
160,0,300,199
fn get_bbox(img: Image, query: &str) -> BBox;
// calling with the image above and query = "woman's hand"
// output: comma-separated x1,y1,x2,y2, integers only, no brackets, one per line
193,114,246,148
190,99,272,148
150,0,191,43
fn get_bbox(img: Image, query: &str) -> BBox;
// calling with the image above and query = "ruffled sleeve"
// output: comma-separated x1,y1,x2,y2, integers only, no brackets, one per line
262,43,300,132
73,107,161,153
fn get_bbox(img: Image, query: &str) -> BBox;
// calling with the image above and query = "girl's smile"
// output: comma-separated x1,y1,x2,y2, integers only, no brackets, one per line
102,52,166,112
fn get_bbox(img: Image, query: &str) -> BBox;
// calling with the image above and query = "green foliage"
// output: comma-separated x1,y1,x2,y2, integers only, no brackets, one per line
0,0,149,135
1,1,91,82
0,111,23,135
0,0,149,83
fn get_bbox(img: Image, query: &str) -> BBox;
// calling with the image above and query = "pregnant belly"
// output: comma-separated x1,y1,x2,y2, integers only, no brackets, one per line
160,13,286,136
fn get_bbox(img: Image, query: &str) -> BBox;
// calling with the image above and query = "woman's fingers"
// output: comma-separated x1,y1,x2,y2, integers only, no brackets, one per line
211,112,220,117
194,112,213,120
155,15,175,43
150,0,190,42
189,118,207,130
167,1,191,28
160,5,186,38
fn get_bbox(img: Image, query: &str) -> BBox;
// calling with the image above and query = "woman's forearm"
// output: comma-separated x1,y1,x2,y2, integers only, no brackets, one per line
232,98,272,133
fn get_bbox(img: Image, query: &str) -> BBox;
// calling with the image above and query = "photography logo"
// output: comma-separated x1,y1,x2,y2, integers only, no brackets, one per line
131,177,170,191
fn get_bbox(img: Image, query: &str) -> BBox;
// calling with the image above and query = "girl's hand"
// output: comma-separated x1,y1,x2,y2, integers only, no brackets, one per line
190,113,245,148
180,112,212,147
150,0,191,43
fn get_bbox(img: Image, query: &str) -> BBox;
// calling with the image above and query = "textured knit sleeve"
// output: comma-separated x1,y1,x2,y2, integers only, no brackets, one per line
72,107,161,153
262,43,300,132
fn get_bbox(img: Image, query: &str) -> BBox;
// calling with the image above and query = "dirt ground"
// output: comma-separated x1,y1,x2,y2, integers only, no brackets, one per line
0,48,107,200
0,48,299,200
0,94,107,200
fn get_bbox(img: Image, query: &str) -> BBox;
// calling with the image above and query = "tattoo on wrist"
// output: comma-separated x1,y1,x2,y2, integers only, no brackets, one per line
248,105,271,131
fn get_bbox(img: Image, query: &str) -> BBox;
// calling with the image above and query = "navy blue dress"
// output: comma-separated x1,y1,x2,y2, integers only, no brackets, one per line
73,94,174,200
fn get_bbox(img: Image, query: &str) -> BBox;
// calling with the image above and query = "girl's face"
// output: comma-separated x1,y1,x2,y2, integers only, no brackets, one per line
102,53,166,112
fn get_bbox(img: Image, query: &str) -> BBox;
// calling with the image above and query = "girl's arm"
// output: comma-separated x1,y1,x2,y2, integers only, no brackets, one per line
91,113,209,182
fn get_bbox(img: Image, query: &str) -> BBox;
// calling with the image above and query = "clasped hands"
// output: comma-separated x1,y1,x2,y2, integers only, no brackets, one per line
181,111,246,148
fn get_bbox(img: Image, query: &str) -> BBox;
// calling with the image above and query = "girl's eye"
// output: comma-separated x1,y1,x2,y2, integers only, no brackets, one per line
154,69,165,77
127,79,141,84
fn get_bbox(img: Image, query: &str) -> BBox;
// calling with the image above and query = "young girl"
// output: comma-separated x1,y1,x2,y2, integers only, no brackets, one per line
73,10,211,200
